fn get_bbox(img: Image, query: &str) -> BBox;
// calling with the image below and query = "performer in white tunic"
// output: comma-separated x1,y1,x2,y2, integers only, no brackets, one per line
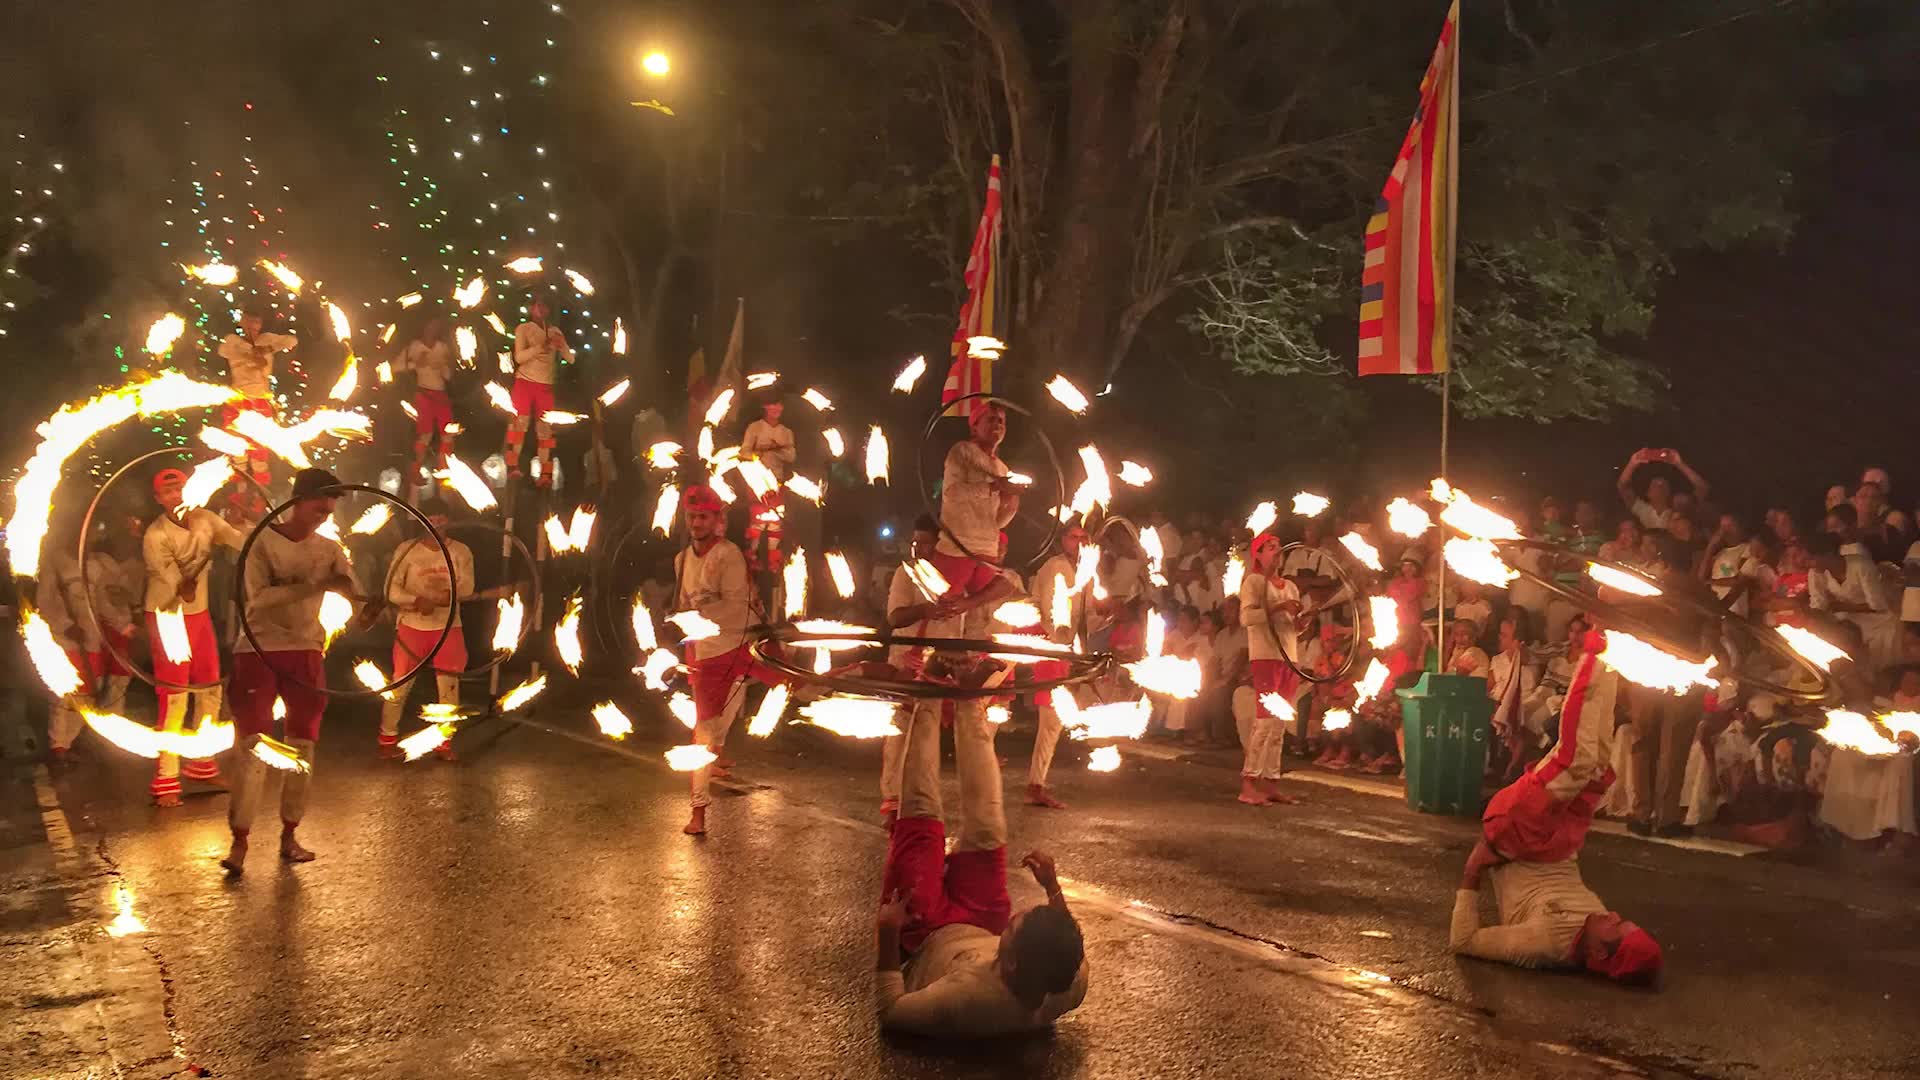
1236,534,1303,806
394,318,458,484
379,498,475,760
880,516,943,820
216,310,297,503
504,298,573,487
1026,523,1089,809
740,399,797,482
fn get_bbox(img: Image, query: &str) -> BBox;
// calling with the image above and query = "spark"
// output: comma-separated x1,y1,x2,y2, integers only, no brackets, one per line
554,596,584,673
1386,497,1433,537
1044,374,1090,414
23,610,83,695
328,356,359,401
505,255,544,273
1368,596,1400,650
822,428,846,458
253,734,310,773
784,547,809,618
183,261,238,286
435,454,498,510
1775,624,1851,671
665,744,717,771
651,483,680,535
799,695,901,739
318,592,354,649
599,378,631,407
1355,657,1391,702
746,371,780,390
176,458,234,511
1119,461,1154,487
498,675,547,712
396,292,423,308
492,594,525,653
966,336,1005,359
453,275,487,308
258,259,303,292
563,269,594,295
1323,708,1353,732
1338,531,1384,572
1820,710,1899,756
893,355,927,393
399,723,456,761
483,381,515,413
1443,538,1517,586
456,326,479,363
1246,501,1278,538
1292,492,1331,517
635,648,678,691
904,559,951,602
994,600,1041,627
704,388,735,426
1597,630,1717,695
802,387,834,412
866,426,890,484
667,610,721,641
325,301,352,343
354,660,396,699
825,551,857,598
1588,563,1662,597
612,318,627,355
784,474,823,504
1260,693,1298,721
1087,746,1122,772
82,710,234,759
145,313,186,356
645,441,682,469
577,702,633,744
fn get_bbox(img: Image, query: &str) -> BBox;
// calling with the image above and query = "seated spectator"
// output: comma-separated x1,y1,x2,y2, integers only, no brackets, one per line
1444,617,1490,679
1616,447,1710,532
1452,580,1494,645
1486,611,1542,780
1598,518,1643,568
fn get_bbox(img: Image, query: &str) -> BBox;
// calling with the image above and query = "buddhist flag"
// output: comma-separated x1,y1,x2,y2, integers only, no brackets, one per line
1358,2,1460,377
941,155,1002,418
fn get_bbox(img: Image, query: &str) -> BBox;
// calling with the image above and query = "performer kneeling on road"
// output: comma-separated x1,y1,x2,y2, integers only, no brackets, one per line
1449,625,1664,983
875,694,1088,1036
223,469,371,873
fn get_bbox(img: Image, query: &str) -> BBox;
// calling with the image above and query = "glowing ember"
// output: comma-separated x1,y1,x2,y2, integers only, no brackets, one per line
317,591,355,650
1435,485,1522,541
1356,657,1391,702
435,454,498,510
498,675,547,712
599,378,631,407
646,441,682,469
1820,710,1899,756
483,381,516,414
176,458,234,512
492,594,525,654
1246,501,1279,538
541,410,585,426
1292,492,1331,518
258,259,304,292
1588,563,1663,597
552,596,584,674
1368,596,1400,650
612,318,628,355
396,292,423,308
1260,692,1299,721
1598,630,1717,694
784,473,824,504
893,355,927,393
799,695,901,738
453,275,487,309
183,261,238,286
399,723,456,761
1119,461,1154,487
749,684,790,737
1386,497,1433,538
651,483,680,535
348,503,392,536
1338,532,1384,572
1323,708,1353,732
1070,698,1152,740
1043,374,1091,414
1443,538,1517,586
635,648,678,691
23,610,84,696
83,710,235,759
746,371,780,390
145,313,187,356
354,660,396,699
253,734,310,773
328,355,358,401
865,426,890,484
1087,745,1122,772
904,559,951,602
592,701,634,740
1776,624,1851,671
822,427,846,458
667,610,721,641
704,387,735,427
665,744,718,771
802,387,834,412
505,255,544,273
825,551,857,598
1126,655,1202,699
966,336,1005,359
994,600,1042,627
563,269,595,295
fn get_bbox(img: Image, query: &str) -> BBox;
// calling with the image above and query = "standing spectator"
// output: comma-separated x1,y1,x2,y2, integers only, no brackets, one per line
1616,448,1710,531
1626,678,1707,838
1703,515,1754,615
1901,531,1920,628
1212,600,1249,748
1487,612,1541,780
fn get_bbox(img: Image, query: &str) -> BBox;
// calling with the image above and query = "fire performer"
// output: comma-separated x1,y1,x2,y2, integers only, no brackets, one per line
1236,533,1304,806
223,468,367,872
394,318,457,484
879,515,945,821
929,402,1020,620
1025,522,1090,810
505,298,573,487
217,309,297,501
741,398,797,482
142,468,247,805
36,528,91,765
875,699,1088,1036
741,398,797,608
378,497,472,761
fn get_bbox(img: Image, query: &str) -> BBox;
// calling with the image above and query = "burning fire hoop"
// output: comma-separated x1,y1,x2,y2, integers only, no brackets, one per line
1268,541,1363,685
917,392,1068,575
748,626,1112,701
75,447,274,692
380,520,541,680
233,484,457,698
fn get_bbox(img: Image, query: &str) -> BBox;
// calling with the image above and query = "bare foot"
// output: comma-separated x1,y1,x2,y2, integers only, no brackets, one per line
683,807,707,836
220,837,247,875
1260,779,1302,805
280,833,316,863
1026,784,1067,810
1237,777,1271,806
709,764,733,780
714,755,735,770
154,792,183,809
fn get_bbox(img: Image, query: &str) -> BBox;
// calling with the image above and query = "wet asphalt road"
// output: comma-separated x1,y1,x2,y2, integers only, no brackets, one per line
37,686,1920,1080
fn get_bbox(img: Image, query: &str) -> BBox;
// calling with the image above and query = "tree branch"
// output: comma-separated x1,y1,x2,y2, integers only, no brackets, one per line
1129,3,1188,158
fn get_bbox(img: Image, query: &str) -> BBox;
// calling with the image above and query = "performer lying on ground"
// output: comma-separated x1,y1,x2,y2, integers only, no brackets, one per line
875,696,1089,1036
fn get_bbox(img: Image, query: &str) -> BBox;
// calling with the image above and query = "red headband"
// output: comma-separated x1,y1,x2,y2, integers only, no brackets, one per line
1251,534,1281,555
1587,925,1663,983
683,485,725,514
152,468,188,494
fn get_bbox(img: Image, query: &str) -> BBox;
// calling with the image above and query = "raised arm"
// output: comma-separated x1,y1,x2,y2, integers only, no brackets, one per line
1669,450,1710,501
1616,450,1647,507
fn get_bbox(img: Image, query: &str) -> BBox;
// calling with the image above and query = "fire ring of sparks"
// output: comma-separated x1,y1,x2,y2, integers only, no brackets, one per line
376,520,543,678
915,391,1068,575
231,484,457,697
747,627,1113,701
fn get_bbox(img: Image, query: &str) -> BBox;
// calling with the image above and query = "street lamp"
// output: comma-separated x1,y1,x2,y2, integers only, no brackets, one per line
640,50,671,78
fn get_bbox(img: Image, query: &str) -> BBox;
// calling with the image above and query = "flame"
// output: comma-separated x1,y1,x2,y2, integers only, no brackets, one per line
348,503,392,536
563,269,595,295
227,411,310,468
104,881,146,938
23,610,84,696
483,312,508,336
1386,497,1433,538
1051,574,1073,630
666,692,698,729
966,336,1005,359
746,371,780,390
1588,563,1662,597
540,506,595,554
1368,596,1400,650
1821,709,1899,756
253,734,310,773
799,695,901,738
1598,630,1717,694
483,381,515,414
1338,532,1384,572
145,313,187,356
541,410,584,427
315,519,342,544
783,474,824,504
704,387,735,427
154,608,193,664
327,356,358,401
491,594,525,654
1144,609,1167,657
1776,624,1851,671
1260,692,1299,721
646,441,682,469
435,454,498,510
399,723,456,761
498,675,547,712
505,255,544,273
612,318,627,355
904,559,951,602
354,659,397,699
1356,657,1391,702
784,547,809,618
184,261,238,286
258,259,304,292
736,458,778,499
288,408,373,446
822,551,857,598
989,633,1073,664
198,424,251,457
635,648,678,691
1246,501,1278,538
83,709,235,759
315,591,354,650
1434,484,1522,541
554,596,584,673
1036,373,1092,414
630,595,659,652
1443,538,1518,586
665,744,717,771
792,619,878,651
1292,492,1331,518
706,472,737,505
864,425,890,484
1005,471,1034,487
696,425,716,462
542,516,571,554
1879,712,1920,739
1119,461,1154,487
750,684,790,737
323,301,352,344
1323,708,1353,732
1069,698,1152,740
893,355,927,393
396,292,423,308
1126,655,1202,699
592,701,634,740
1087,745,1122,772
1076,446,1112,509
651,483,681,535
667,610,721,641
1139,526,1165,581
176,458,234,511
497,352,513,374
986,704,1010,726
453,275,487,309
994,600,1041,627
599,378,631,407
1074,544,1102,594
822,427,846,458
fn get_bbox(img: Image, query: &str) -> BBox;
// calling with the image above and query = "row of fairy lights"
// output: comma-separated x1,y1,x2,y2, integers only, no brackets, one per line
3,131,65,339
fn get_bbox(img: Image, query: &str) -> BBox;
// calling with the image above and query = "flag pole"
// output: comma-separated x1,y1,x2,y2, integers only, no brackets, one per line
1434,8,1461,673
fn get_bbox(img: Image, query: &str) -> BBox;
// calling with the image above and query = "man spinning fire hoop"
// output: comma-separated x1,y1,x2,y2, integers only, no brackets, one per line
505,298,572,487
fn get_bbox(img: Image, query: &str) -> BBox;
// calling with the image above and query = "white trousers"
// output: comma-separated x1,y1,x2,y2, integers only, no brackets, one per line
689,680,748,809
1235,686,1282,780
901,700,1005,852
380,673,462,738
228,734,316,834
1028,701,1065,788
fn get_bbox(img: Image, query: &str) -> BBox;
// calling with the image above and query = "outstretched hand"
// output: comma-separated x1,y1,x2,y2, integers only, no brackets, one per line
877,886,913,933
1020,850,1061,894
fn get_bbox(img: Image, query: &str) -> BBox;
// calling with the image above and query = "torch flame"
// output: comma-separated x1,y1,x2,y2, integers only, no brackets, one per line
1355,657,1391,703
1386,497,1433,538
484,381,515,414
630,596,658,651
1338,532,1384,573
1118,461,1154,487
799,695,901,739
822,428,846,458
1068,698,1152,741
1076,446,1112,510
1588,563,1663,597
651,483,681,535
435,454,498,510
258,259,304,292
1820,709,1899,756
1246,501,1279,538
583,701,632,741
1260,692,1299,721
994,600,1041,627
635,648,678,691
505,255,544,273
83,709,235,759
498,675,547,712
665,744,717,771
1292,492,1331,518
184,261,239,286
325,301,352,344
354,659,397,700
736,458,779,499
1087,746,1122,772
1051,574,1073,630
318,592,355,650
599,378,631,407
1074,544,1102,595
697,425,716,462
1443,538,1518,587
784,474,823,504
746,371,780,390
1597,630,1717,694
197,424,251,457
825,551,857,598
153,608,193,665
966,336,1005,360
541,410,585,427
866,426,890,484
784,547,809,618
1368,596,1400,650
1776,624,1851,671
667,610,721,641
396,292,423,309
399,723,456,761
893,356,927,393
1045,374,1091,414
645,441,682,469
176,458,234,512
253,734,310,773
483,312,508,336
1323,708,1353,732
563,269,595,295
904,559,951,603
348,503,392,536
23,610,84,696
612,318,627,355
328,355,358,401
745,682,790,741
554,596,584,674
453,276,487,309
1434,484,1522,541
704,388,735,427
1126,655,1202,699
492,594,525,654
802,387,834,412
145,313,187,356
228,410,311,468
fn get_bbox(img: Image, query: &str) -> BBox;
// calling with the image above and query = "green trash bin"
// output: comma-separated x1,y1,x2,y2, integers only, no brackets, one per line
1396,672,1494,817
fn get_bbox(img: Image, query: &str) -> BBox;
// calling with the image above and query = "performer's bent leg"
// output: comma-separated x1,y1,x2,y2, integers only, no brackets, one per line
899,702,943,822
48,695,85,755
1029,701,1063,789
951,700,1006,853
503,417,528,476
879,732,906,816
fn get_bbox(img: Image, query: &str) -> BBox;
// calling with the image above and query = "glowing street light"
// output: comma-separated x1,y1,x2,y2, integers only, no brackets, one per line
641,50,671,78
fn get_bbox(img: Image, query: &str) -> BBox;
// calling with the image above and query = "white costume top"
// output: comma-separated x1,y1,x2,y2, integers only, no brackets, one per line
386,535,476,630
674,538,751,660
237,527,354,654
219,332,296,399
512,320,572,385
143,509,246,616
741,419,797,481
936,440,1012,561
1238,571,1300,662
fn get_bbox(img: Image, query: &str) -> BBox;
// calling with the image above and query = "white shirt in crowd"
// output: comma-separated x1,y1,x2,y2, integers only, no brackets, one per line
1152,523,1183,565
1629,499,1672,531
1212,624,1248,685
35,552,82,645
399,338,455,391
219,332,296,399
238,527,355,654
1174,551,1220,612
936,440,1012,561
1239,571,1300,662
84,552,139,642
1809,543,1892,615
512,320,572,385
386,535,476,630
675,538,751,661
741,419,797,481
876,923,1089,1037
1902,540,1920,623
143,509,246,616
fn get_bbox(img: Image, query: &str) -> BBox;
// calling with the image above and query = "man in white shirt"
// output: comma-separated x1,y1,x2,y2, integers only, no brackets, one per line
395,318,457,484
505,298,574,487
143,468,249,804
1025,523,1089,809
874,697,1087,1037
1486,612,1540,776
929,403,1019,620
1615,447,1710,532
1807,531,1900,674
1450,836,1663,983
1237,534,1303,806
36,534,91,764
224,469,367,873
217,309,297,503
379,497,475,761
741,399,797,482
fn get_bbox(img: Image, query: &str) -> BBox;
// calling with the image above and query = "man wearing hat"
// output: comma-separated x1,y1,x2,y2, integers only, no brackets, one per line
222,468,366,872
1236,532,1303,806
378,496,473,760
142,467,249,805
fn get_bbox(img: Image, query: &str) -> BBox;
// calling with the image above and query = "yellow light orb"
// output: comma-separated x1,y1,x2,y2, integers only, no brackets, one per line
641,51,671,77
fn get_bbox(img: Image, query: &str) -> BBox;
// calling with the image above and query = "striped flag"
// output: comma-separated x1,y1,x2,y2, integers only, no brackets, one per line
1359,1,1460,377
941,154,1002,417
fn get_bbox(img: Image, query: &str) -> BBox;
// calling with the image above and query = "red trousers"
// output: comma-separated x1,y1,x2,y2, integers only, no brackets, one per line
1482,771,1610,864
1251,658,1300,715
883,816,1010,953
229,650,328,742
